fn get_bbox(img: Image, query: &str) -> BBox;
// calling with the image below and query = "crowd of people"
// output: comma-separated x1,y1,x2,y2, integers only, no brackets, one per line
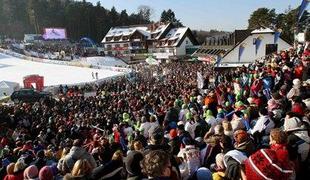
0,40,100,61
23,43,76,60
0,42,309,180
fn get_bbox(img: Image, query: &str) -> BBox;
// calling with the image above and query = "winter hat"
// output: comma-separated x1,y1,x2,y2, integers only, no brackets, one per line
14,159,27,173
247,97,255,105
123,112,130,122
231,117,245,132
1,147,10,158
235,101,244,109
182,137,193,146
291,103,304,116
215,153,225,170
284,117,310,144
225,101,230,107
169,121,177,129
151,126,164,143
196,167,212,180
214,125,224,135
223,150,247,168
177,121,184,126
169,129,177,139
39,166,53,180
185,112,192,121
303,98,310,110
24,165,39,180
204,109,213,118
233,130,249,144
284,117,302,131
6,163,15,175
293,79,301,88
49,164,58,176
125,151,144,176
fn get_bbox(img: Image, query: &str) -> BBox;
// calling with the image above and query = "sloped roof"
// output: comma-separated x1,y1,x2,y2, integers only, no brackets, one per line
156,27,188,47
102,26,150,43
0,81,19,89
154,23,171,40
251,27,274,34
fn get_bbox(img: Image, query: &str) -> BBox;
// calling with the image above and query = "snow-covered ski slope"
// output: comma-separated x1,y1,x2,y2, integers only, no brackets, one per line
0,53,125,87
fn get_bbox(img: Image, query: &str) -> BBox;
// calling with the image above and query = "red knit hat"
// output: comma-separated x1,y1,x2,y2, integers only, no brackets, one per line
39,166,53,180
291,103,304,116
24,165,38,179
233,130,248,144
170,129,177,139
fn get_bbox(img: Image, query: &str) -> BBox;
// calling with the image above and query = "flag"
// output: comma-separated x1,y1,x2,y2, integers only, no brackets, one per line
298,0,309,22
274,29,282,44
215,54,223,67
238,43,245,62
197,72,204,89
255,36,263,55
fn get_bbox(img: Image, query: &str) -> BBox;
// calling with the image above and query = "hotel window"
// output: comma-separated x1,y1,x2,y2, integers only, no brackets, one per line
114,36,121,41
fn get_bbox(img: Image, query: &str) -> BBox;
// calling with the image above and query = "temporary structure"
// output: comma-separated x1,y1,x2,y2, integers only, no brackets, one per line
0,81,20,98
145,56,159,65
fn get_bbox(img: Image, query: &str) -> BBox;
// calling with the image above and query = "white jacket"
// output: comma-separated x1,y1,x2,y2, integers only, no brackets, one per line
249,115,274,135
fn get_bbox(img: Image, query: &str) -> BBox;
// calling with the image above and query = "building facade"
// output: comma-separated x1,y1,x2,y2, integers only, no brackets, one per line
101,22,198,63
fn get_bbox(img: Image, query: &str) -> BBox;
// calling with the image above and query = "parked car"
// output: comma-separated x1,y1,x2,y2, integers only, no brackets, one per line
11,89,52,103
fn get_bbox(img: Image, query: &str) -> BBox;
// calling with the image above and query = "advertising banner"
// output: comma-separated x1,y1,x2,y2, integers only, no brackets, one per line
43,28,67,40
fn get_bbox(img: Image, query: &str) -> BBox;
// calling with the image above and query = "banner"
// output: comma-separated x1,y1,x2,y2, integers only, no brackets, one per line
274,29,282,44
43,28,67,40
238,43,245,62
255,36,263,55
197,72,204,89
298,0,309,22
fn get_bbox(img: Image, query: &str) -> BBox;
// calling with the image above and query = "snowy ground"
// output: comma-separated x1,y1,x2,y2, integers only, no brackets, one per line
0,53,126,87
80,56,128,67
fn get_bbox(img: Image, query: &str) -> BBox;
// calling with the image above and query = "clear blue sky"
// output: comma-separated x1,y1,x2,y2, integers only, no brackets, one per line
85,0,302,31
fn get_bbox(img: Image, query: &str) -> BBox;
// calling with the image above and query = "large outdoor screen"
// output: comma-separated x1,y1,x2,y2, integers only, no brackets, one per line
43,28,67,40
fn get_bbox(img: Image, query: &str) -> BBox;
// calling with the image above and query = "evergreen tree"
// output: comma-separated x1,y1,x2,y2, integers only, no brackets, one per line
160,9,183,27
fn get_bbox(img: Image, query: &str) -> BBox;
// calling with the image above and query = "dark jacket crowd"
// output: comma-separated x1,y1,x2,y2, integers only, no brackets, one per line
0,43,309,180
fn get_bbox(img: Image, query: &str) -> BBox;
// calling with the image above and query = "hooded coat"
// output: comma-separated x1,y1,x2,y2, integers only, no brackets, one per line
62,146,97,172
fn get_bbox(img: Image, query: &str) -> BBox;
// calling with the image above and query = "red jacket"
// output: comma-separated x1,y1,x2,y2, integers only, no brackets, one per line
244,145,294,180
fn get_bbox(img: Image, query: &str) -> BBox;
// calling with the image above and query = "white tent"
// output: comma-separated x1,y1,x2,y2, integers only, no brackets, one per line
0,81,20,98
146,56,159,65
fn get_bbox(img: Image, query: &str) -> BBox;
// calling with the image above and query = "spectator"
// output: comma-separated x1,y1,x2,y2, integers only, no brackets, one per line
63,159,92,180
141,150,172,180
244,129,294,180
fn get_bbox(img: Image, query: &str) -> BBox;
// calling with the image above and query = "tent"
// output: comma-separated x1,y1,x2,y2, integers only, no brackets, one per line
145,56,159,65
0,81,20,98
23,75,44,91
80,37,96,47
